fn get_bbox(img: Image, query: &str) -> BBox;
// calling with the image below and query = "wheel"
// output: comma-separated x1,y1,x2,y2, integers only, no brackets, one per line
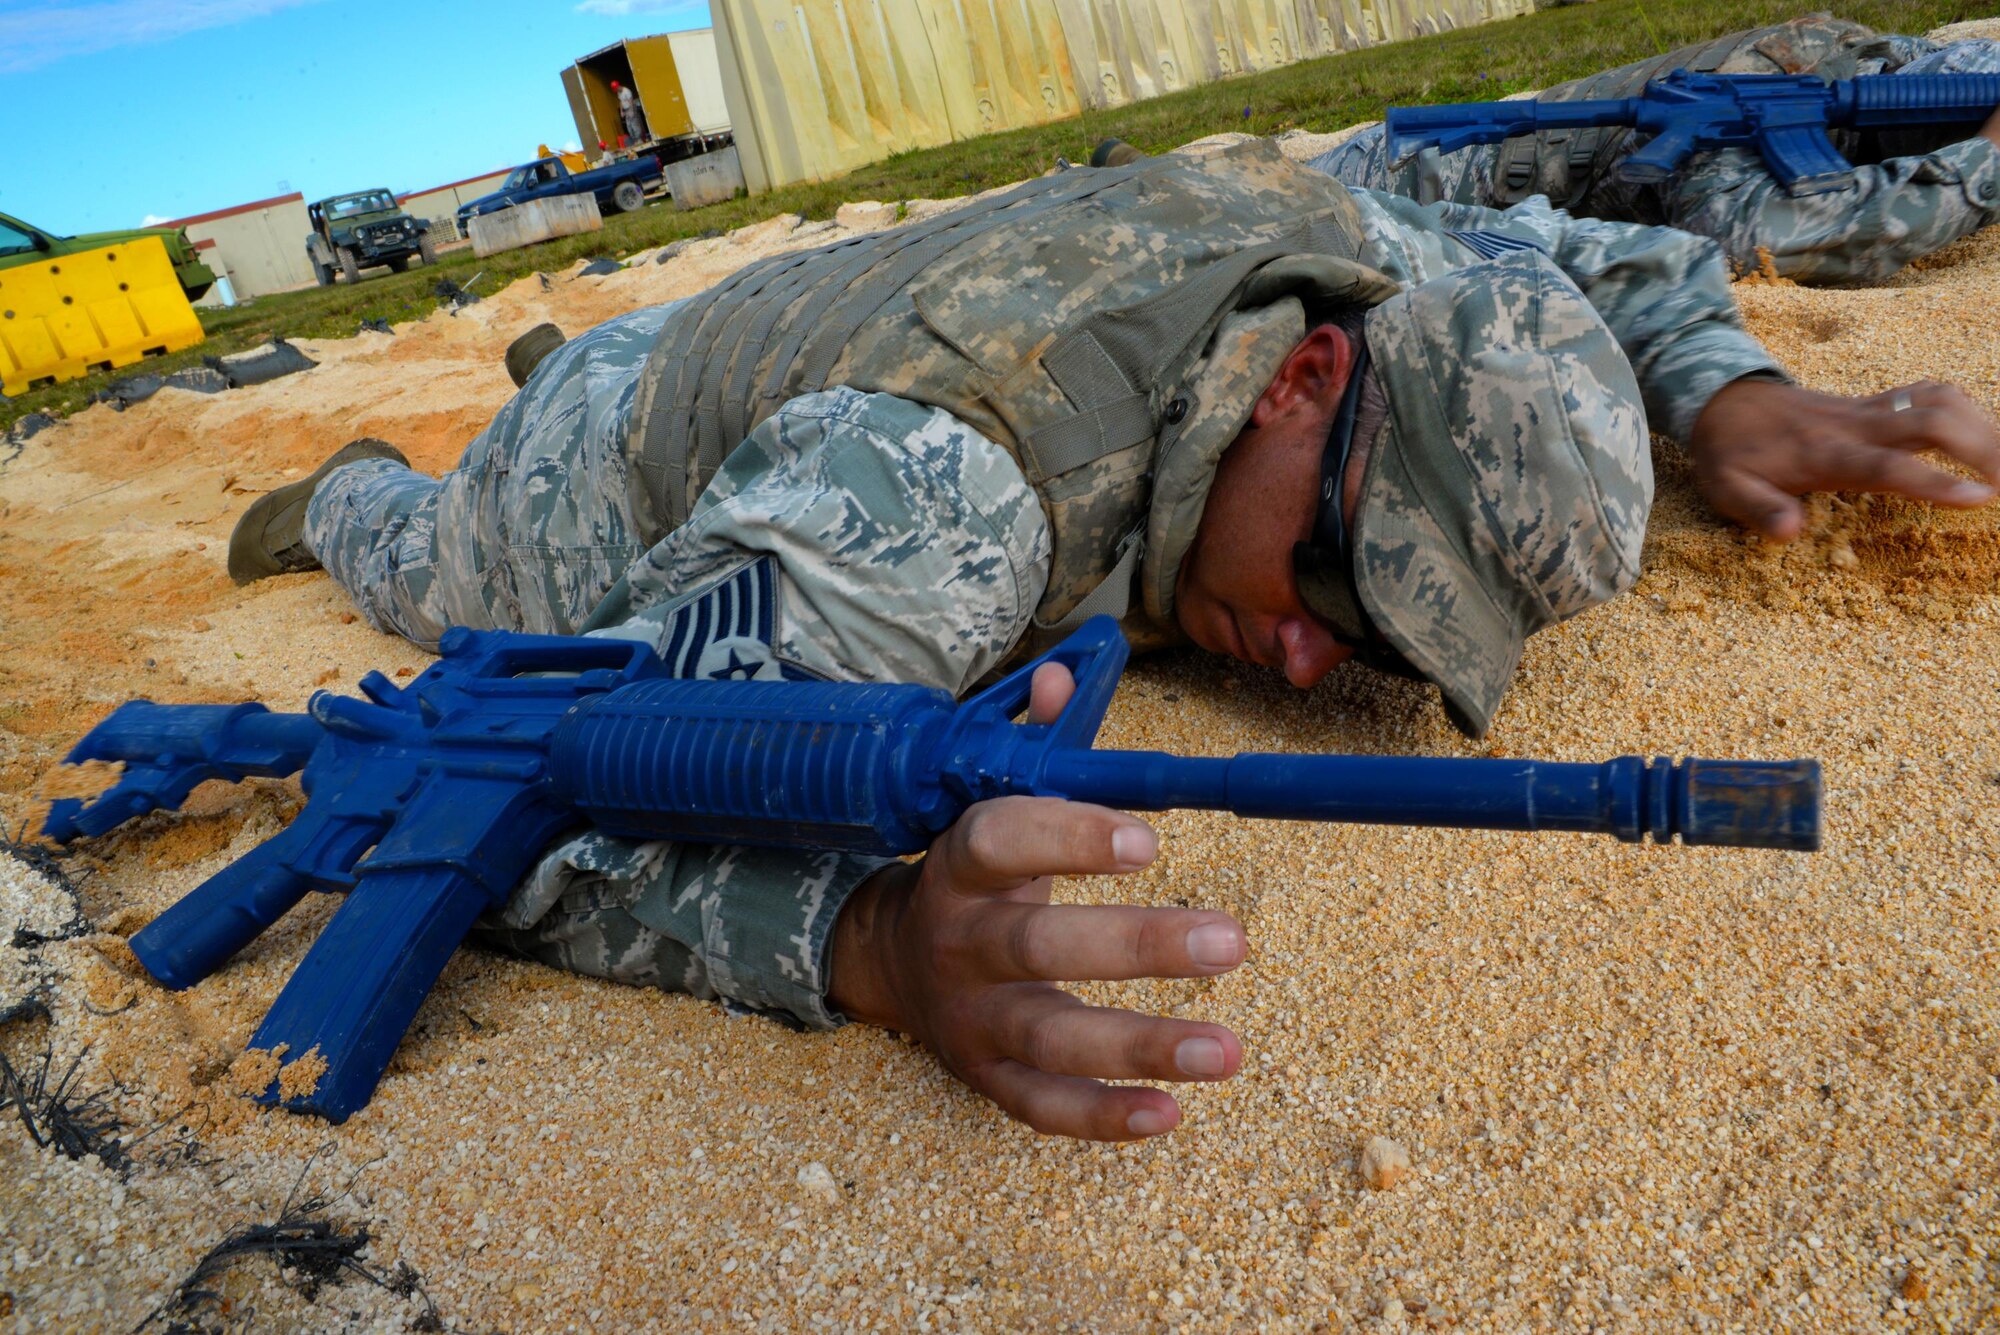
337,246,362,283
418,232,438,266
611,180,645,214
311,259,333,287
387,255,409,273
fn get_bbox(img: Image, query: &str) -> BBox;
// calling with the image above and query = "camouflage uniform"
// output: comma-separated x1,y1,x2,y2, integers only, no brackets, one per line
1309,19,2000,284
304,140,1779,1029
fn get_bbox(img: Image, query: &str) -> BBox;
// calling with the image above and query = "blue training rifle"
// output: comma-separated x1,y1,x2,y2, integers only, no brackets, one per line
1385,69,2000,196
41,618,1823,1123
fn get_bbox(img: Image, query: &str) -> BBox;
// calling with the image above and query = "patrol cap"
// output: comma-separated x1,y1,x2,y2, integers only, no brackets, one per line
1352,250,1653,737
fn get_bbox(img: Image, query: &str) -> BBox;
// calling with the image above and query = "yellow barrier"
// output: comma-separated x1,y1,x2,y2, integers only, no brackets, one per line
0,236,205,397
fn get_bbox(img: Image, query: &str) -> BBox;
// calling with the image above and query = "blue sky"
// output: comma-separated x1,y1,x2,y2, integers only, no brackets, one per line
0,0,713,232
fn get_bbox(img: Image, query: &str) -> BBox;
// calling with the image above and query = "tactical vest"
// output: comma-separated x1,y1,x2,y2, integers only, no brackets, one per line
627,139,1399,655
1490,16,1883,209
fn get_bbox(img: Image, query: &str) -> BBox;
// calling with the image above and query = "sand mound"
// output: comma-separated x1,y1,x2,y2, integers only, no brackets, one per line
3,163,1998,1332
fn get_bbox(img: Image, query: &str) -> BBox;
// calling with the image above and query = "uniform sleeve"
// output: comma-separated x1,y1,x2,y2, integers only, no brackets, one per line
1352,188,1787,443
1304,122,1496,206
1663,137,2000,287
492,388,1051,1029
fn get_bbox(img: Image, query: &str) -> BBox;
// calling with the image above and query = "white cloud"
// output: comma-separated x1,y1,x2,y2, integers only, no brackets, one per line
575,0,706,17
561,140,582,154
140,214,172,227
0,0,331,74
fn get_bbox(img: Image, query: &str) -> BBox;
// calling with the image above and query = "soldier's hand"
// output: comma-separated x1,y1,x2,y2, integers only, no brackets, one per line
1982,99,2000,151
827,663,1246,1142
1689,377,2000,542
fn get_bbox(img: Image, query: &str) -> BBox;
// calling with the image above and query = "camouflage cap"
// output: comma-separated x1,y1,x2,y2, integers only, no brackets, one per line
1355,250,1653,738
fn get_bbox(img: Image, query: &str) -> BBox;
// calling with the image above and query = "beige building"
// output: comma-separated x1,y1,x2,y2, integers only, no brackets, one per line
165,167,511,303
166,192,315,303
711,0,1535,193
399,169,513,240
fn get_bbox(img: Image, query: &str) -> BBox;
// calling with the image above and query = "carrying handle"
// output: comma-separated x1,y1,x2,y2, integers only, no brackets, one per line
433,626,659,680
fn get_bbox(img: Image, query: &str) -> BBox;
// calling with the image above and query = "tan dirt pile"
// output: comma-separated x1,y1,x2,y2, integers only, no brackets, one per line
3,150,1998,1331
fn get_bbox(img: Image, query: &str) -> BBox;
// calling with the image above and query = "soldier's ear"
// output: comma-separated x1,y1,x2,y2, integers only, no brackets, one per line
1247,325,1354,428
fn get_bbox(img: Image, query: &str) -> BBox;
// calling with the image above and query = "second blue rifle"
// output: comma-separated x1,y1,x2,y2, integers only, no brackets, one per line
1386,70,2000,195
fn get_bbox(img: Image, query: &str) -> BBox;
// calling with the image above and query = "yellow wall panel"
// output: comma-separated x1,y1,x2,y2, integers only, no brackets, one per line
629,35,697,140
0,238,204,396
713,0,1528,191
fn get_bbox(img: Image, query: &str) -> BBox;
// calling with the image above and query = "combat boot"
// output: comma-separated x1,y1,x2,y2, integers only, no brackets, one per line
227,438,409,585
505,322,568,388
1090,138,1148,168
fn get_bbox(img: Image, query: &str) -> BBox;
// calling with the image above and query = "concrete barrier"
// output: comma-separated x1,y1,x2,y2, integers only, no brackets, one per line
664,146,745,211
467,194,604,258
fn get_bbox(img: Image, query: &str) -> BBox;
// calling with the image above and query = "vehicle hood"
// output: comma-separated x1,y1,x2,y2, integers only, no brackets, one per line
332,210,413,229
61,225,197,258
458,189,515,217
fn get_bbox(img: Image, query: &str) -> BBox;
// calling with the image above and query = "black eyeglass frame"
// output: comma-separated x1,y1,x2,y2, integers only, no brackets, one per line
1289,346,1424,682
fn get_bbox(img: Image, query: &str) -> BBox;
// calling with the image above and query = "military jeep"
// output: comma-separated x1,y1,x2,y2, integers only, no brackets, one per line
306,190,436,285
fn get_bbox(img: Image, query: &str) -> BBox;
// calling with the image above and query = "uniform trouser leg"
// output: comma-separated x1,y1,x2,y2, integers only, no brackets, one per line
301,303,678,647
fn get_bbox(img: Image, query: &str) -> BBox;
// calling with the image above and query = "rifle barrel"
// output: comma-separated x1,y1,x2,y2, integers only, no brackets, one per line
1044,752,1819,849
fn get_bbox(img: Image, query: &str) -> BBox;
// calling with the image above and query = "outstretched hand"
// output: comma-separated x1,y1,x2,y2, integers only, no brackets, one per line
1689,377,2000,542
827,663,1247,1141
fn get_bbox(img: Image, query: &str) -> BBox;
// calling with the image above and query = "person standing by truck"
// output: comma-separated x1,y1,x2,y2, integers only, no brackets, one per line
612,79,648,146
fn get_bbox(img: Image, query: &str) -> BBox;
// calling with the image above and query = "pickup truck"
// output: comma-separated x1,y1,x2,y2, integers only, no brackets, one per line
455,155,663,237
1,211,216,301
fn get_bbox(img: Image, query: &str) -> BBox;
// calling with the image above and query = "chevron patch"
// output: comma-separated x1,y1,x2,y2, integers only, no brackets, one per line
1446,229,1549,261
654,557,824,682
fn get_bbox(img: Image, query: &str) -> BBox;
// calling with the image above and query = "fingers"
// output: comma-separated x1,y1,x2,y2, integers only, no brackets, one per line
1845,442,1997,509
1801,421,1996,508
1027,661,1075,725
986,986,1244,1082
930,796,1156,897
1704,466,1806,543
967,901,1246,983
1861,381,2000,491
969,1057,1184,1141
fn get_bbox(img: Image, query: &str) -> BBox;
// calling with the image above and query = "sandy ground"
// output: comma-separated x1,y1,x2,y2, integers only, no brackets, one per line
3,126,1998,1333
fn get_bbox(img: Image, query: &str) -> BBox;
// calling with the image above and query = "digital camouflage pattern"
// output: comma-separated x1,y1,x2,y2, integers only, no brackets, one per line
631,138,1386,644
308,358,1054,1024
595,387,1050,695
470,834,881,1029
1359,252,1651,737
305,140,1786,1022
305,302,680,647
1346,190,1781,443
1309,19,2000,284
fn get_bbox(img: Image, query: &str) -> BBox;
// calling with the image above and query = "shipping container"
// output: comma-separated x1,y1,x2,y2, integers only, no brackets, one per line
565,31,734,166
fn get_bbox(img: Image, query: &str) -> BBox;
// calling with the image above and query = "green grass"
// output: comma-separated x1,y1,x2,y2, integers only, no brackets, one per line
3,0,1988,433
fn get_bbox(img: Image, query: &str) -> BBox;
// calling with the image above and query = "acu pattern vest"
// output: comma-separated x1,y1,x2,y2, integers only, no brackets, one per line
1490,16,1888,215
627,139,1395,652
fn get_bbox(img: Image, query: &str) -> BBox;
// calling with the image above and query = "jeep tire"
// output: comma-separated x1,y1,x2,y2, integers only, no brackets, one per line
337,246,362,284
418,232,438,266
612,180,645,214
312,258,334,287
